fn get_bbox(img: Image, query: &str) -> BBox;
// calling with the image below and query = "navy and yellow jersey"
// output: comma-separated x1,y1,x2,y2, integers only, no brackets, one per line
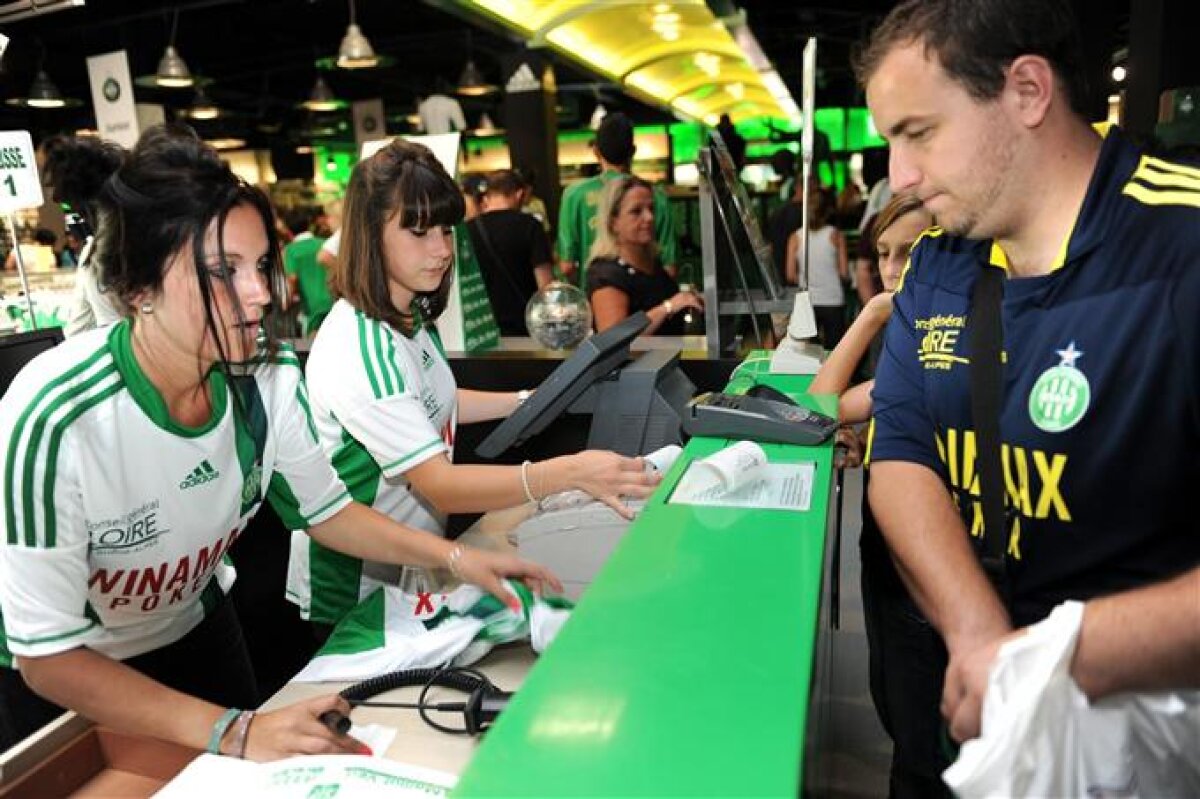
867,127,1200,627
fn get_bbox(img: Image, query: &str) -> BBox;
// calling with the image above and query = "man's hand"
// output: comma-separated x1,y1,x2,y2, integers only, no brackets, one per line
941,628,1027,743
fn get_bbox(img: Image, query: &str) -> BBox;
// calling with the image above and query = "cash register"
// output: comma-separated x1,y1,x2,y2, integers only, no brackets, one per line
476,313,693,597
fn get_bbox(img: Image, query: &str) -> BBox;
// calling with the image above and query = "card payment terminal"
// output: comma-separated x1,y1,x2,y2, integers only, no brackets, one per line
682,391,838,446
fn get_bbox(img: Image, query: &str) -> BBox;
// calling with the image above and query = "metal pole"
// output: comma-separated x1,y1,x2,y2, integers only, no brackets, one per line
6,214,37,331
799,38,817,295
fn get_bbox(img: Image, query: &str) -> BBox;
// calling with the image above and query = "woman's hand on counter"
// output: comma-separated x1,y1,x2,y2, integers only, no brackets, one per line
563,450,660,519
453,547,564,610
245,694,368,761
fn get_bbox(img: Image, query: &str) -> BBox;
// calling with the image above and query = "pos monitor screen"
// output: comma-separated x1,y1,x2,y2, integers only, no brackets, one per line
475,312,649,459
0,327,65,399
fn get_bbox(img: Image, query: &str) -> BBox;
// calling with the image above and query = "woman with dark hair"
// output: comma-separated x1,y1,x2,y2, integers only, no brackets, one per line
290,139,654,630
0,125,557,758
38,134,126,335
585,175,702,336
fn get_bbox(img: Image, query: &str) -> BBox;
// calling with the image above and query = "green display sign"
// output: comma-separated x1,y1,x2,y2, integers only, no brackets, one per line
453,224,500,353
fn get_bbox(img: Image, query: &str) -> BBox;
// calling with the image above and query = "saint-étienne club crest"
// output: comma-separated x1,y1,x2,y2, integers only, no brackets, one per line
1028,341,1090,433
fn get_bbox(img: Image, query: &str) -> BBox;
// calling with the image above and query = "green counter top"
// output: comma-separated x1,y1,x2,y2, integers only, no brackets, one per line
454,355,836,797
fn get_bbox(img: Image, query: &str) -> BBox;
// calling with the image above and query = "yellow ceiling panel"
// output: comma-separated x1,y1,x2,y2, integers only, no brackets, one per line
625,53,761,104
470,0,592,37
460,0,795,123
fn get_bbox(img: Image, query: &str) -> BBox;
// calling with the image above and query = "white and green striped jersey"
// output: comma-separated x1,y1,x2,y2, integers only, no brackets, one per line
0,320,351,667
287,300,458,625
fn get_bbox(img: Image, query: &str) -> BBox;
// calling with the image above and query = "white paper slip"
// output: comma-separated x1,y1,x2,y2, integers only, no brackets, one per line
671,441,816,512
155,753,456,798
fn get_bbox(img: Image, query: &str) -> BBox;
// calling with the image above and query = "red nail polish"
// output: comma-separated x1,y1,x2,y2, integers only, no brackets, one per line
357,743,373,756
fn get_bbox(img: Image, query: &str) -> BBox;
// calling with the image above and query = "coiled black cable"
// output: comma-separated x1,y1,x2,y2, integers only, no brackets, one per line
338,664,498,735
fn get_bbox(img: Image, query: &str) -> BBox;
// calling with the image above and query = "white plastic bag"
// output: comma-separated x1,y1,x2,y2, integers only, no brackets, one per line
943,601,1200,798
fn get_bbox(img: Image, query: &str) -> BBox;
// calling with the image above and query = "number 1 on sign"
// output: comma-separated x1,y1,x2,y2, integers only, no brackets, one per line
3,175,14,196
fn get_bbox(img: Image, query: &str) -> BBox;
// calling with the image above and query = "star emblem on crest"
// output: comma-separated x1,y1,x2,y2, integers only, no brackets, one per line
1056,341,1083,369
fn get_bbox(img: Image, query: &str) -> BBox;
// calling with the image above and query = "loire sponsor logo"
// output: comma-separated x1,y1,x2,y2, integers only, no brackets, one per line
88,501,165,554
180,459,220,490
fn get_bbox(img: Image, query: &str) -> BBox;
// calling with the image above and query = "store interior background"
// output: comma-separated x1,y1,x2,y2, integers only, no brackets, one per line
1,2,1197,795
3,0,1183,293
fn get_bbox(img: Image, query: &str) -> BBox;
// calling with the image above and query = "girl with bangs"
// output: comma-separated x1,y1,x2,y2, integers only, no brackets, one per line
0,126,559,760
291,139,655,633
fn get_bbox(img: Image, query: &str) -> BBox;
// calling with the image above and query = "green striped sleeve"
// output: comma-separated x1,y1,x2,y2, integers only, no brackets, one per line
5,345,117,548
372,323,395,396
40,378,124,547
356,311,383,399
355,311,405,399
295,383,320,444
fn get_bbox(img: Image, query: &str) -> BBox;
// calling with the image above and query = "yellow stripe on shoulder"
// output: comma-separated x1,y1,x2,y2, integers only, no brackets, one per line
895,226,943,293
1142,154,1200,182
1132,157,1200,193
1123,181,1200,210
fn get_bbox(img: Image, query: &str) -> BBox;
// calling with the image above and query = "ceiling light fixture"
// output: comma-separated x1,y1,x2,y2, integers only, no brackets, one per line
300,75,345,111
205,137,246,151
183,85,221,120
154,9,193,88
337,0,378,69
457,30,496,96
5,41,82,109
6,69,65,108
1111,65,1127,83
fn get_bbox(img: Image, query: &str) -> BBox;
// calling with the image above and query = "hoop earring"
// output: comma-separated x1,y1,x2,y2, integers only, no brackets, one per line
139,301,154,315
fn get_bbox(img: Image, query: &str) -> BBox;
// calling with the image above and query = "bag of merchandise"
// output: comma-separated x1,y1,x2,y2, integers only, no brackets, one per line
943,601,1200,798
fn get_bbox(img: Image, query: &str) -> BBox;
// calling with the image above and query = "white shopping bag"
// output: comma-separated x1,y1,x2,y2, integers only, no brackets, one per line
943,601,1200,798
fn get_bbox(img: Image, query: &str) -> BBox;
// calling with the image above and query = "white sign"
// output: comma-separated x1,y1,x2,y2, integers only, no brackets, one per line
352,99,387,148
0,131,44,212
359,132,460,177
87,50,139,148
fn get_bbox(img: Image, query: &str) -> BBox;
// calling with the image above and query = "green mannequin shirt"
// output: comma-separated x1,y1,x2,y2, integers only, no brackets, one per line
284,233,334,334
556,169,677,284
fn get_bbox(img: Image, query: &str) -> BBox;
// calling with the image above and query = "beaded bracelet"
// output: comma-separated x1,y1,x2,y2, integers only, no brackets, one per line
207,708,241,755
446,543,466,579
231,710,256,759
520,460,538,505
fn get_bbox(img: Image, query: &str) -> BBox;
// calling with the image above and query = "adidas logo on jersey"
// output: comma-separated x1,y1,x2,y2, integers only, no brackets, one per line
180,460,220,490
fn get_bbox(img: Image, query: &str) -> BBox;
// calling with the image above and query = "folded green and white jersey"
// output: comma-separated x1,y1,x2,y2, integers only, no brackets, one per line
293,581,572,683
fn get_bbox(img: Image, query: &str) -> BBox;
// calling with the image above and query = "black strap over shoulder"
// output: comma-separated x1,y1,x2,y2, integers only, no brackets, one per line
968,264,1008,586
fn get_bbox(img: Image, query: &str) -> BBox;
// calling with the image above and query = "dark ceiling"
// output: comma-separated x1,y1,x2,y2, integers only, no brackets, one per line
0,0,1133,150
0,0,910,147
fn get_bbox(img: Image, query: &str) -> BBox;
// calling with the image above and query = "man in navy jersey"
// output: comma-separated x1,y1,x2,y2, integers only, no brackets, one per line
856,0,1200,752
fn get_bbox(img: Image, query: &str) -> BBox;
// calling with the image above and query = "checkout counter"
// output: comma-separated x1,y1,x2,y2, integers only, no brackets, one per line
260,347,837,797
0,338,838,797
453,354,837,797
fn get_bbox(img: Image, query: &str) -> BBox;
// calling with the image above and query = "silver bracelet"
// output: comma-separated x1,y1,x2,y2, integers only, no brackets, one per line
231,710,256,759
446,544,467,579
520,460,538,504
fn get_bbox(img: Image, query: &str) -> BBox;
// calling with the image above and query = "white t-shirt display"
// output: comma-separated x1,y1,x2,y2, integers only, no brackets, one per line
0,322,350,666
798,225,844,307
286,299,458,624
417,94,466,135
